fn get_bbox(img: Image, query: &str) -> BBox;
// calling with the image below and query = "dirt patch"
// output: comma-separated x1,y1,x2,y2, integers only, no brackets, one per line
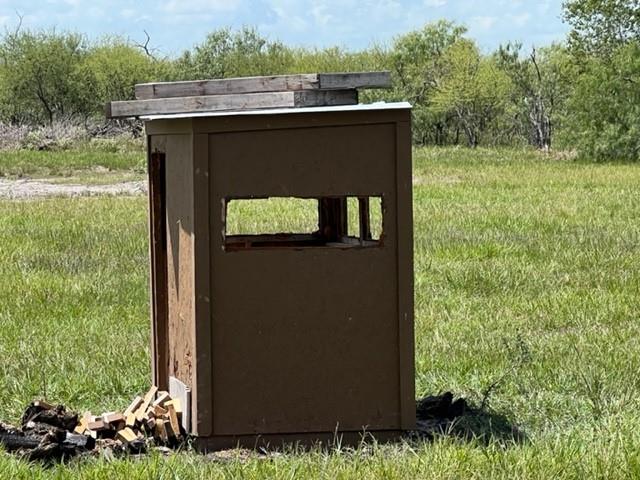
0,178,147,200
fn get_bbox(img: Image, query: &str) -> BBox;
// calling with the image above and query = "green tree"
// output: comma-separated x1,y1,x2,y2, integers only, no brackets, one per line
562,41,640,160
175,27,294,80
80,37,173,119
562,0,640,160
563,0,640,54
0,29,92,124
497,43,574,150
389,21,467,145
431,39,512,147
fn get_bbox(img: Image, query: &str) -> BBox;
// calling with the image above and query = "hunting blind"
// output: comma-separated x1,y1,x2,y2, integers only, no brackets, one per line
108,72,415,450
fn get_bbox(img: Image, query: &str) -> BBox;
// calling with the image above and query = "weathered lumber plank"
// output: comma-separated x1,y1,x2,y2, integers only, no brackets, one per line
295,89,358,107
136,74,319,100
134,72,390,100
318,71,391,90
109,91,294,118
107,90,357,118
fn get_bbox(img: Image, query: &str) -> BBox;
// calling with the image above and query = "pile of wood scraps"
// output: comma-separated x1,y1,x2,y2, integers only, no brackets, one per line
0,386,188,462
75,385,186,449
106,71,391,118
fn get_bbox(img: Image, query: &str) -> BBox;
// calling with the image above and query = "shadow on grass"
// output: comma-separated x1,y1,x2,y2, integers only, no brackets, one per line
411,392,527,446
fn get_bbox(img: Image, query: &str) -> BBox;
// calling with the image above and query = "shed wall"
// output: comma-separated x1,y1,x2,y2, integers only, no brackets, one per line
147,108,415,443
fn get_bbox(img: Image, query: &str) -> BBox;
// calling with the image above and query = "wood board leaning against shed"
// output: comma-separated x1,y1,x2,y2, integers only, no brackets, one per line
106,71,391,118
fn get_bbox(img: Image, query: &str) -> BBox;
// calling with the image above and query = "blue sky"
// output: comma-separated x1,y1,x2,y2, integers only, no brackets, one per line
0,0,568,56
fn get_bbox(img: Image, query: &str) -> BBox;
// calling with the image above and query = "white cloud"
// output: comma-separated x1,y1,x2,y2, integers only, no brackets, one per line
508,12,531,27
311,4,332,26
424,0,446,7
120,8,136,19
161,0,240,14
471,15,497,31
368,0,403,22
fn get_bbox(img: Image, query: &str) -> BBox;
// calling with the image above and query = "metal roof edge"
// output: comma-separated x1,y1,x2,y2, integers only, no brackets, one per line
141,101,412,121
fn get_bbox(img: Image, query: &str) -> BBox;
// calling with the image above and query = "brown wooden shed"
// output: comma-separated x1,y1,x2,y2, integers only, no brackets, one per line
136,89,414,449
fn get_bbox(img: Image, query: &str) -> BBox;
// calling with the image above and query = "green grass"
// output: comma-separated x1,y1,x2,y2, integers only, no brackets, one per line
1,147,640,478
0,149,144,178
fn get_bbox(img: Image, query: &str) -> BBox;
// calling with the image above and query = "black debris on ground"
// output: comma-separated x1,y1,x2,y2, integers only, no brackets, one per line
416,392,468,421
0,388,188,463
412,392,470,439
0,401,95,463
412,392,527,445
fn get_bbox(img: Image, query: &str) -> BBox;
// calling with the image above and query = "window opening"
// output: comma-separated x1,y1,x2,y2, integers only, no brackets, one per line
224,196,383,251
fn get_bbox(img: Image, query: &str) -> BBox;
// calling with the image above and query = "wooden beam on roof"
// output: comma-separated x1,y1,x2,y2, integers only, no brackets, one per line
134,72,391,101
107,89,358,118
318,71,391,90
135,74,320,100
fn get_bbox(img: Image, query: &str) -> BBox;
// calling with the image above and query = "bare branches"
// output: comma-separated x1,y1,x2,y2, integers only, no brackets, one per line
134,30,157,60
12,10,24,37
530,47,543,84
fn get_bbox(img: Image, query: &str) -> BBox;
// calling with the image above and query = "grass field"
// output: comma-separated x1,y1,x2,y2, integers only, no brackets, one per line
0,145,144,178
1,147,639,478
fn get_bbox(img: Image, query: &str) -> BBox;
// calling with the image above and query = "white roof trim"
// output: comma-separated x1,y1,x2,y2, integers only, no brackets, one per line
141,101,412,121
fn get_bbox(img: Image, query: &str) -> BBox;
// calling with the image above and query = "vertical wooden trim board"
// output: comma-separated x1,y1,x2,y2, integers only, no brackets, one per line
395,118,416,430
148,137,169,391
192,133,213,436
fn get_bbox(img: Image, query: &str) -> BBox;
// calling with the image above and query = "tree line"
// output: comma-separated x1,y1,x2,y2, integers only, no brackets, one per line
0,0,638,160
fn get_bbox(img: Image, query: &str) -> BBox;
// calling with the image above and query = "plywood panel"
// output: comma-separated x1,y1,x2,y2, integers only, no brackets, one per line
207,121,404,435
210,249,400,435
164,134,195,388
210,123,397,198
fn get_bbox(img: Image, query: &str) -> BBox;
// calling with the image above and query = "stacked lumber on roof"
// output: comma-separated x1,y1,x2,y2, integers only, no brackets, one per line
106,71,392,118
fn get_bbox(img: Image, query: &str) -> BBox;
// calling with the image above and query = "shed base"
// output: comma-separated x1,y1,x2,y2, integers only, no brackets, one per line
193,430,407,452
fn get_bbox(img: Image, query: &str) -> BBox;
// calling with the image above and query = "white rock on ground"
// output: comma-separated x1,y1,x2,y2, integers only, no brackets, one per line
0,178,147,199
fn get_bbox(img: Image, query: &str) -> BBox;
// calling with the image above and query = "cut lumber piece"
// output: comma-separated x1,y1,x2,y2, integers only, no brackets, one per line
166,405,181,439
146,417,156,430
143,410,155,425
164,399,181,416
153,391,171,407
169,376,191,433
318,71,391,90
115,427,137,445
135,386,158,421
164,418,177,440
74,412,91,435
153,405,168,417
103,412,125,427
143,386,159,405
123,396,143,417
87,417,105,431
106,90,358,118
134,72,390,100
136,74,319,100
125,413,137,428
154,419,168,442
